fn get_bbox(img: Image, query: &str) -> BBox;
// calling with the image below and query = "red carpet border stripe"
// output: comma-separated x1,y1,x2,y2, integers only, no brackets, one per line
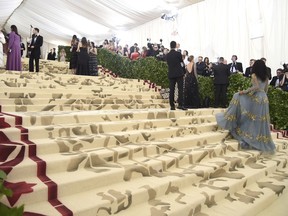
0,111,73,216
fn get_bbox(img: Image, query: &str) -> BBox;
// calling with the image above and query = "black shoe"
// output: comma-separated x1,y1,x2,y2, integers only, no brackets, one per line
170,107,176,110
177,106,187,110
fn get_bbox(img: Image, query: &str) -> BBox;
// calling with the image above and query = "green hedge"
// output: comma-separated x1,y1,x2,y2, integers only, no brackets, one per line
97,49,169,88
0,170,24,216
97,48,287,130
267,87,288,130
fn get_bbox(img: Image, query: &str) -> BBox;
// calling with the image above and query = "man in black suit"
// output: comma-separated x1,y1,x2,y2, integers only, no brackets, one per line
196,56,205,76
29,28,43,72
228,55,243,74
52,48,56,60
261,57,272,80
213,57,230,108
166,41,186,110
47,49,53,60
244,59,255,78
270,68,284,88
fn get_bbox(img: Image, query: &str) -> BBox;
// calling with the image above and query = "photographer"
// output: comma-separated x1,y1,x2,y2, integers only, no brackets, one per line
147,43,159,57
146,38,163,58
157,48,169,61
280,67,288,91
270,68,284,88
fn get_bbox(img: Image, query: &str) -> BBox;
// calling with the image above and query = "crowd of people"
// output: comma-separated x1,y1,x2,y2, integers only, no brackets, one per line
99,37,288,94
0,27,285,153
100,38,288,111
1,27,287,94
69,35,98,76
100,38,170,62
165,40,276,153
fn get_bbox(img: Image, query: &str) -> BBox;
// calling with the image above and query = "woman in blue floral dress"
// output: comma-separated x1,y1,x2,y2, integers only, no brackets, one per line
216,60,275,153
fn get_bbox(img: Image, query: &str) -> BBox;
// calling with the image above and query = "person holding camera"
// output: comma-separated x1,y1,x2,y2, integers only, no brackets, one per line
270,68,284,88
280,70,288,91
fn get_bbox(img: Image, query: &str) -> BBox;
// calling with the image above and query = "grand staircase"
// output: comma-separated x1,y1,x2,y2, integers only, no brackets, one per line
0,59,287,216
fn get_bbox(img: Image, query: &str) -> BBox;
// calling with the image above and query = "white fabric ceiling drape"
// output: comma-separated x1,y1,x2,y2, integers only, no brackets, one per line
124,0,288,76
2,0,202,45
1,0,287,75
0,0,23,28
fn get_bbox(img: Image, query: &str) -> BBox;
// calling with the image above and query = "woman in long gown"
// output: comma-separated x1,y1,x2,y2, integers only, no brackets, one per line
76,37,89,76
69,35,79,74
88,42,98,76
59,48,66,62
216,60,275,153
184,55,200,108
6,25,21,71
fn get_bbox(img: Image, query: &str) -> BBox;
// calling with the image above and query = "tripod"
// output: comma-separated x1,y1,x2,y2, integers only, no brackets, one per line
26,25,33,58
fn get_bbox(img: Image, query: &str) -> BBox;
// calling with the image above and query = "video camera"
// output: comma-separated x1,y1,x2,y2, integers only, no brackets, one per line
147,38,163,49
283,63,288,72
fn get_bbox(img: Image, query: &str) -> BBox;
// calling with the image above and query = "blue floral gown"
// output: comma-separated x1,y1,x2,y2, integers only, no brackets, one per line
216,74,275,152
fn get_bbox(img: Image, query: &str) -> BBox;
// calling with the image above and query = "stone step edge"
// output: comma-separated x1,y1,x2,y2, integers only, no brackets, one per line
20,154,285,215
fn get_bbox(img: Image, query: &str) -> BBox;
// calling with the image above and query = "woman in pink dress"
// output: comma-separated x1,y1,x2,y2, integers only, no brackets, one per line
130,47,140,61
6,25,21,71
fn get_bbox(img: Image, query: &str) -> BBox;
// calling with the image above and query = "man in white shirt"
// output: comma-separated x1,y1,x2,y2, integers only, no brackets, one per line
228,55,243,74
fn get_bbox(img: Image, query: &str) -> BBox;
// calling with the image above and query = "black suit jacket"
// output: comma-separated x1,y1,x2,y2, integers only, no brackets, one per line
166,49,185,79
196,62,206,75
266,67,272,80
270,74,283,87
244,66,253,77
228,62,243,73
30,34,43,58
213,63,230,84
270,76,278,87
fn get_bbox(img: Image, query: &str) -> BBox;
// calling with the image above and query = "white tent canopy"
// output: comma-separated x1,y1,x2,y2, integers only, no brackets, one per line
1,0,202,45
1,0,288,74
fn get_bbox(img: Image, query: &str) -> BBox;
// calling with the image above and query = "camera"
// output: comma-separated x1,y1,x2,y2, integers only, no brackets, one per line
283,63,288,72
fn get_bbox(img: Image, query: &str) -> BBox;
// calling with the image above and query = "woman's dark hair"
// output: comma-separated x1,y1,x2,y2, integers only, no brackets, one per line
10,25,19,35
204,57,209,64
91,42,95,48
252,59,268,82
81,37,88,47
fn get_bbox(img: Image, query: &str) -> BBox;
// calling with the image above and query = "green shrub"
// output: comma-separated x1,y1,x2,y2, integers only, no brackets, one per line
97,49,168,87
0,170,24,216
267,87,288,130
227,73,251,101
198,76,214,106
